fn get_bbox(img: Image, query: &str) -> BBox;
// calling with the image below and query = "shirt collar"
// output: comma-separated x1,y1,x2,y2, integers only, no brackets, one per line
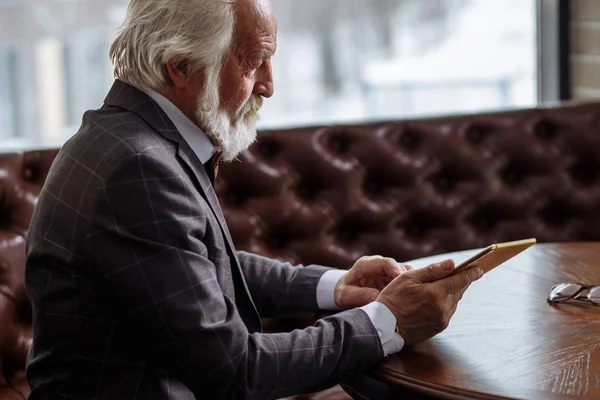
145,89,215,164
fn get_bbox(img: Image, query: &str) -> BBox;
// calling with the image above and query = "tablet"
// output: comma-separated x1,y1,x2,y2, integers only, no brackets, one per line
450,238,536,275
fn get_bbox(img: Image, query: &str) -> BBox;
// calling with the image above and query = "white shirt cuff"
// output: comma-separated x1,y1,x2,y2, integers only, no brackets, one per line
316,269,347,310
360,301,405,356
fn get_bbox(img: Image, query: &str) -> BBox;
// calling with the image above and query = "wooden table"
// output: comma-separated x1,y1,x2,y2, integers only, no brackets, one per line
342,242,600,400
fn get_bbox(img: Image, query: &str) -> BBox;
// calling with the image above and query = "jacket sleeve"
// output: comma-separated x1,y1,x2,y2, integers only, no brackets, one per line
236,251,337,317
87,152,384,400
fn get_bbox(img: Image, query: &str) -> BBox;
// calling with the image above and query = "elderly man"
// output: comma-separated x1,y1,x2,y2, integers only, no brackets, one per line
25,0,482,399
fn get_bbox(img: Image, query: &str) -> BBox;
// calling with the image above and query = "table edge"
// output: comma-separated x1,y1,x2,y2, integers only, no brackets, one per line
369,366,519,400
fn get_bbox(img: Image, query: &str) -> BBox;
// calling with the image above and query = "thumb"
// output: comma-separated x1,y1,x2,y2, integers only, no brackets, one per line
341,286,380,307
410,259,455,283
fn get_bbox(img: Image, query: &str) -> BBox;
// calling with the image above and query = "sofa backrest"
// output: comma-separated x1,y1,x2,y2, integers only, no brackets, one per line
216,101,600,269
0,149,58,398
2,101,600,396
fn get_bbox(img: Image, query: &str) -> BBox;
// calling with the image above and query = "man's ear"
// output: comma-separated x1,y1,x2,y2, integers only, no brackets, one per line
166,60,206,93
166,60,190,89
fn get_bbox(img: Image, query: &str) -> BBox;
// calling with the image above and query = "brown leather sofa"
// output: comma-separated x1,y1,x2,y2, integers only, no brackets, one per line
2,101,600,399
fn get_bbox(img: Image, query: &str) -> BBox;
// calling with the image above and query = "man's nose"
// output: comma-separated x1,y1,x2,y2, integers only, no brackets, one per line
253,60,274,99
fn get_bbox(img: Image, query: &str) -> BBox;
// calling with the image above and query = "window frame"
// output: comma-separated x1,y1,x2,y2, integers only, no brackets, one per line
537,0,571,102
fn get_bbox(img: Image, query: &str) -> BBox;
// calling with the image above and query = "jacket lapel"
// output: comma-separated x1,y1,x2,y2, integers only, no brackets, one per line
174,145,237,249
103,80,260,327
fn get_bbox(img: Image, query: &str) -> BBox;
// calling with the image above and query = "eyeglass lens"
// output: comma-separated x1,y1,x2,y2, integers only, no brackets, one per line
588,286,600,304
549,283,582,302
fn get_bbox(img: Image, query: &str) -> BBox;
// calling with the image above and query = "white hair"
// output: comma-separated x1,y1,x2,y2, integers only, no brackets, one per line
110,0,235,97
111,0,264,163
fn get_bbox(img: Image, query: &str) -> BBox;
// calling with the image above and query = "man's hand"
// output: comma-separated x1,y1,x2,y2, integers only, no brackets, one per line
377,260,482,345
334,255,411,308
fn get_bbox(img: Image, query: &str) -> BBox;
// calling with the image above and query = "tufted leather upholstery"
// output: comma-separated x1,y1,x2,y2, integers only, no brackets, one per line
2,101,600,399
217,102,600,269
0,150,59,399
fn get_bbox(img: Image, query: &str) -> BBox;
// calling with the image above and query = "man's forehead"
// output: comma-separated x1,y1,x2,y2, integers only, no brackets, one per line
254,0,273,15
235,0,276,31
234,0,277,48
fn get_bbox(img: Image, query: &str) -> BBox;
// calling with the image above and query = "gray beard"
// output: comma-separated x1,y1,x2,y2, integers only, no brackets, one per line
195,82,261,163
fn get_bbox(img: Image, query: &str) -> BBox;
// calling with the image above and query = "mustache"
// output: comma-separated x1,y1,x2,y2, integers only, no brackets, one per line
239,95,263,119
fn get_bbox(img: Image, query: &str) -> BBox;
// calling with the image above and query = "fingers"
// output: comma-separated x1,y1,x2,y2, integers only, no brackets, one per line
409,259,455,283
338,285,380,307
354,256,407,279
439,267,483,295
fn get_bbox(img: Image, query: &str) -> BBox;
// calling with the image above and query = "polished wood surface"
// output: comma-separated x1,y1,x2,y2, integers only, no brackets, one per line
344,242,600,400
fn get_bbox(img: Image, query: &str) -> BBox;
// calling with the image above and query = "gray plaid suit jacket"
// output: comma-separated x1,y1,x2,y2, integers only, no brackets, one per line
24,80,384,400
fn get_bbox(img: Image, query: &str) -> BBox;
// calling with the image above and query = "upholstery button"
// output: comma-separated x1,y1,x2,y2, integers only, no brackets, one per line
23,162,42,182
430,173,454,192
0,192,10,228
23,167,34,182
534,120,558,140
407,223,426,237
258,138,280,158
297,182,319,200
501,166,523,186
539,203,568,225
338,229,357,243
0,258,7,280
393,219,405,230
18,300,33,325
329,133,352,154
336,219,362,243
569,162,598,185
267,235,286,249
226,192,245,206
474,216,495,230
364,179,385,196
399,129,421,150
465,124,491,144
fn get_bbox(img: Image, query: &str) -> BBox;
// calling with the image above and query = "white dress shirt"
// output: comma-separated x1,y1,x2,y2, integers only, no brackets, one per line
145,89,404,356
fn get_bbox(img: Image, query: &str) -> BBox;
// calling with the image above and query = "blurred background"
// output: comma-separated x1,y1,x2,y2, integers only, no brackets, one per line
0,0,589,150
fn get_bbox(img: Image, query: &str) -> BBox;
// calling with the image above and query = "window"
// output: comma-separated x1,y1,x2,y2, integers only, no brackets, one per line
0,45,19,140
260,0,537,128
0,0,541,149
62,31,112,131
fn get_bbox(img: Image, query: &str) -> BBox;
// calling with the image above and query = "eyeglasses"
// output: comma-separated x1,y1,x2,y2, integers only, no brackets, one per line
547,283,600,305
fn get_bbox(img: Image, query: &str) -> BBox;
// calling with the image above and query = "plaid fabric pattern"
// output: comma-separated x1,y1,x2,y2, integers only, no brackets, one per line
24,81,383,400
